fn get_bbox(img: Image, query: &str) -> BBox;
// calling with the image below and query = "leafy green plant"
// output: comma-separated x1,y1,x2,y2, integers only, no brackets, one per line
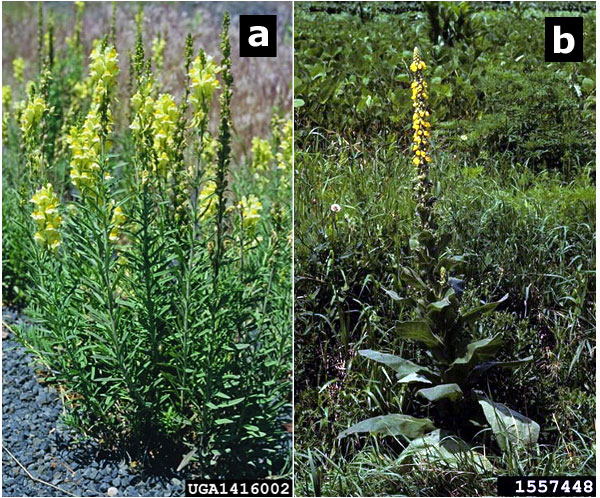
338,48,539,467
4,4,291,478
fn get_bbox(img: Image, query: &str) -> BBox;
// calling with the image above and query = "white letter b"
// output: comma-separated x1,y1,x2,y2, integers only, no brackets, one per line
554,26,575,54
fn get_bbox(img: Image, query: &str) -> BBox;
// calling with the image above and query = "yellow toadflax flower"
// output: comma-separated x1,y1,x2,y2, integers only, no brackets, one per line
67,105,104,192
198,180,217,222
251,137,273,172
109,203,126,242
68,44,119,194
89,43,119,102
276,119,292,171
30,183,62,251
188,54,221,126
20,95,47,136
2,85,12,113
129,80,156,136
238,195,262,233
151,36,167,71
151,93,180,177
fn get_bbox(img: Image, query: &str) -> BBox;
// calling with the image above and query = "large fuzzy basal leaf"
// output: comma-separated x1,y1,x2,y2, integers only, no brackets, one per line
446,335,502,379
397,372,433,385
468,356,533,380
478,397,540,452
338,414,435,440
358,349,438,379
396,320,444,348
397,429,493,472
462,293,509,324
417,383,463,402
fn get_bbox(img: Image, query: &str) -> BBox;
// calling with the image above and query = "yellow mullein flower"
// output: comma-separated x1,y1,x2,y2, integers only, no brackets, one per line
238,195,262,233
30,183,62,251
13,57,24,83
411,47,435,229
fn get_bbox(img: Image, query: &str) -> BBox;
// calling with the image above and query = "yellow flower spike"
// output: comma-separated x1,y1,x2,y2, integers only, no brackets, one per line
238,195,262,233
251,137,273,172
188,54,221,127
30,183,62,251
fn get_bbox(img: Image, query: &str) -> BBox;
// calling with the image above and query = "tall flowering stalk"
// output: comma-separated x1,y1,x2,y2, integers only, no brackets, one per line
340,47,537,457
68,42,119,196
213,12,233,280
410,47,434,231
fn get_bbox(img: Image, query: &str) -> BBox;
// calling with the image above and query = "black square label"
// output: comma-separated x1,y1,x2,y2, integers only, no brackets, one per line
239,15,277,58
545,17,583,62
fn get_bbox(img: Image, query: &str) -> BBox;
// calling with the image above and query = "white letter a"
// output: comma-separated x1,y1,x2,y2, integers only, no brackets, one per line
249,26,269,47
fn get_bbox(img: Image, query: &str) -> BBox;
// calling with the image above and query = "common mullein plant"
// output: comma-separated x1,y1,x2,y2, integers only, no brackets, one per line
4,4,291,478
339,48,539,468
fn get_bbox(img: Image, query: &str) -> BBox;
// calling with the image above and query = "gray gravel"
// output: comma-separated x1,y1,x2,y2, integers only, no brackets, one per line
2,309,186,497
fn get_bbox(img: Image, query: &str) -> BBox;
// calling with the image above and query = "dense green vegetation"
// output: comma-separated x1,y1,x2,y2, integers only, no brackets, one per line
294,2,595,495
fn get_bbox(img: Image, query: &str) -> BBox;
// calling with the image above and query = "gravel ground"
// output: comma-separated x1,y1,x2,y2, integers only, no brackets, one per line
2,309,186,497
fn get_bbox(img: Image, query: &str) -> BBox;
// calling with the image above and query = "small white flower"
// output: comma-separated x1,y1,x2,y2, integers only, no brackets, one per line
330,203,341,213
460,134,468,141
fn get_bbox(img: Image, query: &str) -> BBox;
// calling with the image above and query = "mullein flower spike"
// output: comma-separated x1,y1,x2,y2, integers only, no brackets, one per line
410,47,434,229
30,183,62,250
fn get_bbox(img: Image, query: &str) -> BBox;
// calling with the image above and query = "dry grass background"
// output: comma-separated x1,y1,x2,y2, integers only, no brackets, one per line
2,1,292,158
